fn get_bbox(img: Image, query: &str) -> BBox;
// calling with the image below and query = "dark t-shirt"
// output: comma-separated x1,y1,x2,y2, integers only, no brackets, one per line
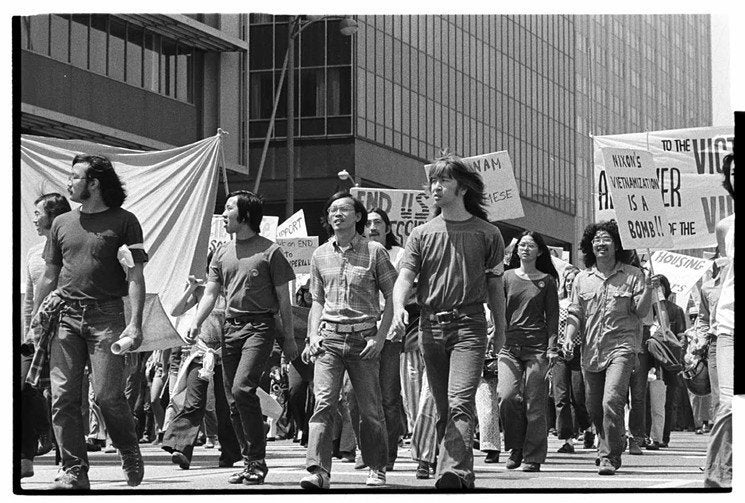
400,215,505,311
207,235,295,319
45,207,148,300
503,269,559,350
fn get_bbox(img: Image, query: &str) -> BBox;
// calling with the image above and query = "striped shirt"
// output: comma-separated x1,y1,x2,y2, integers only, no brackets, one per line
310,233,397,324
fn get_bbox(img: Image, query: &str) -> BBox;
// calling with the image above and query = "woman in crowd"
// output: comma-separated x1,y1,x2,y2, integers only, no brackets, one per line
21,193,72,478
497,231,559,472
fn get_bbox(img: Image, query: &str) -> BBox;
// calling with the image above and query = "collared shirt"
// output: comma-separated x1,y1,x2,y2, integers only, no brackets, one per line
568,262,646,372
310,233,397,324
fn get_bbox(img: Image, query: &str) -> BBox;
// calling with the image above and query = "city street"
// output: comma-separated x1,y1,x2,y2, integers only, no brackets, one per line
20,431,712,491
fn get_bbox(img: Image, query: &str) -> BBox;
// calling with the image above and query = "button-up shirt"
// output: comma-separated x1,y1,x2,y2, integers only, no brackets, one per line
310,233,397,325
568,262,646,372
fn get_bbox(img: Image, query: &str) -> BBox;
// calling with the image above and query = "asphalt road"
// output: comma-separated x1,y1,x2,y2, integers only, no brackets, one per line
18,431,714,492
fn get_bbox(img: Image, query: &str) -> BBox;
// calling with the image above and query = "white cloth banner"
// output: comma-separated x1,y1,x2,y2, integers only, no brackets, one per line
351,187,433,246
650,250,713,311
425,151,524,221
594,126,734,249
276,210,308,239
20,134,222,347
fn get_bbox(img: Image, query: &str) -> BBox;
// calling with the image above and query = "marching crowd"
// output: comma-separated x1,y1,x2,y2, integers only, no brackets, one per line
20,151,734,490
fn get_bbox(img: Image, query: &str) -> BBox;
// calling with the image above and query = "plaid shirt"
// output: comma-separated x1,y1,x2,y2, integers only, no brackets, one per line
25,291,65,389
310,233,397,324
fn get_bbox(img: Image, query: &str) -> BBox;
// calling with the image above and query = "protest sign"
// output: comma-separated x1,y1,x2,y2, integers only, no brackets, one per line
601,148,673,250
594,126,734,249
650,250,712,311
277,237,319,274
425,150,524,221
210,215,231,252
351,187,432,246
261,216,279,241
277,210,308,239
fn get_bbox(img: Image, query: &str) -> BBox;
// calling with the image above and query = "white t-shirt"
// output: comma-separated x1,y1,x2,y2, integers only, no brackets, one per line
714,215,735,336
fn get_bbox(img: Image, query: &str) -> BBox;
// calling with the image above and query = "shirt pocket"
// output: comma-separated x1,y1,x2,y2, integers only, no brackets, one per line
579,291,597,315
609,288,633,314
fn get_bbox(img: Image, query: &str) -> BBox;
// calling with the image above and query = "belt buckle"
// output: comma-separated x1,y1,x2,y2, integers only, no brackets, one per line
435,310,457,324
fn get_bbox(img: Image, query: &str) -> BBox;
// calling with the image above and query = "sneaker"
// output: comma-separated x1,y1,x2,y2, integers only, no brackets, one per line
598,457,616,475
21,458,34,479
435,471,473,489
205,437,216,449
628,437,643,455
50,465,90,490
300,468,330,489
242,460,268,486
583,430,596,449
505,449,523,470
557,441,575,453
484,450,500,463
119,444,145,487
171,451,190,470
522,462,540,472
366,468,386,486
416,460,431,479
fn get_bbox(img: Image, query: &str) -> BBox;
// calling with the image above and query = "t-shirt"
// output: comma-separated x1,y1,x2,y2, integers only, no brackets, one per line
208,235,296,319
715,216,734,336
45,207,148,301
503,269,559,351
400,215,505,311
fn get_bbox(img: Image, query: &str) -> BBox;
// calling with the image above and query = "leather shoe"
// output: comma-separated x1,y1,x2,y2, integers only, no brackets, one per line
505,449,523,470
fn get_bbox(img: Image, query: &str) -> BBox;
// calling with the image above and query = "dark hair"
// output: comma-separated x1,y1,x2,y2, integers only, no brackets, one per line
34,192,71,221
321,191,367,236
72,154,126,208
653,274,671,299
722,153,735,199
227,190,263,233
368,207,401,250
579,220,634,268
427,154,488,221
507,230,559,279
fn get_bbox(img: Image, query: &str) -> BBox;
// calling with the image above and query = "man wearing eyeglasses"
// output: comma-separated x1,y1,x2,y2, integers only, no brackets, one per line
299,192,397,489
563,220,659,476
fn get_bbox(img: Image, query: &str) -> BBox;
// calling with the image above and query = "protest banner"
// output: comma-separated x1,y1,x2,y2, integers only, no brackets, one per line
601,147,674,250
425,150,524,221
594,126,734,249
261,215,279,241
650,250,713,311
277,209,308,239
277,237,319,275
351,187,432,246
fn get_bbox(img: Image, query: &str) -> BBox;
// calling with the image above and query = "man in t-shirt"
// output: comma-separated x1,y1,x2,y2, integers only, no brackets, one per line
390,154,506,489
32,154,148,490
188,190,297,486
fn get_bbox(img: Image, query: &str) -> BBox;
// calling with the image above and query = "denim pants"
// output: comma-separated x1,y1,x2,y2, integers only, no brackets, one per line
582,352,635,466
400,349,426,433
704,331,732,488
553,351,590,440
648,378,666,442
49,298,138,470
306,326,387,474
627,350,650,441
347,339,403,464
221,318,276,463
707,336,720,420
497,343,549,463
420,312,486,487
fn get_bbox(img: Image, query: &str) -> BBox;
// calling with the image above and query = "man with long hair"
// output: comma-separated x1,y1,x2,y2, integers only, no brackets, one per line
563,220,658,476
188,190,298,486
390,154,506,489
32,155,147,489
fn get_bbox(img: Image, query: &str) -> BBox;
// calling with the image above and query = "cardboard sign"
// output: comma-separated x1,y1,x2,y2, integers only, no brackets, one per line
425,150,524,221
276,210,308,239
276,237,319,275
601,147,674,250
594,126,734,249
650,250,713,310
351,187,432,246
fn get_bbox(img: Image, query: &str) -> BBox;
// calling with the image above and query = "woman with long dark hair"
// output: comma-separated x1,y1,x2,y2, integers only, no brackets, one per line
497,231,559,472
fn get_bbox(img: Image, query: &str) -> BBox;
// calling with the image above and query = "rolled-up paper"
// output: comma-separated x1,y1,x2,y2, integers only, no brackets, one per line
111,336,135,355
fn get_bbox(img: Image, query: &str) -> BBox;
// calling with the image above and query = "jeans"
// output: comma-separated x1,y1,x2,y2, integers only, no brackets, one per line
497,343,549,463
400,349,426,434
648,378,666,442
49,298,139,470
627,350,650,441
553,351,591,440
704,331,732,488
582,352,635,467
420,312,486,487
221,318,276,463
347,339,403,465
707,336,720,420
306,326,387,474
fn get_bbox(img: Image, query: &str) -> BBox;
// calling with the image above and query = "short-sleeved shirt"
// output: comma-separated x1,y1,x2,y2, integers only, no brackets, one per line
45,207,148,301
208,235,295,319
503,269,559,351
400,215,505,311
310,233,397,325
568,262,646,372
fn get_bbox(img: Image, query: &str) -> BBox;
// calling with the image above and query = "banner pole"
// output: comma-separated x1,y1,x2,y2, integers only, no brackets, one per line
646,248,675,344
217,129,230,196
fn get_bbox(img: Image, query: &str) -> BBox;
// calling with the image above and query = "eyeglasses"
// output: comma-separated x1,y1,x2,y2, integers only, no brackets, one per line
327,205,355,215
592,237,614,244
517,242,537,249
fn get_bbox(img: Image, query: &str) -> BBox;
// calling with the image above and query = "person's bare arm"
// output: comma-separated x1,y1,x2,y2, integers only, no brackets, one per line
31,263,61,318
275,282,298,361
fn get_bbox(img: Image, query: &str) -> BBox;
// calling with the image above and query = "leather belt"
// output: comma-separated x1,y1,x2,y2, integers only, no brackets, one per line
226,313,275,325
423,304,484,324
322,321,377,333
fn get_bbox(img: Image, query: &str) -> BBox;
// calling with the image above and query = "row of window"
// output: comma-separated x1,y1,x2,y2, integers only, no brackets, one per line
21,14,195,104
